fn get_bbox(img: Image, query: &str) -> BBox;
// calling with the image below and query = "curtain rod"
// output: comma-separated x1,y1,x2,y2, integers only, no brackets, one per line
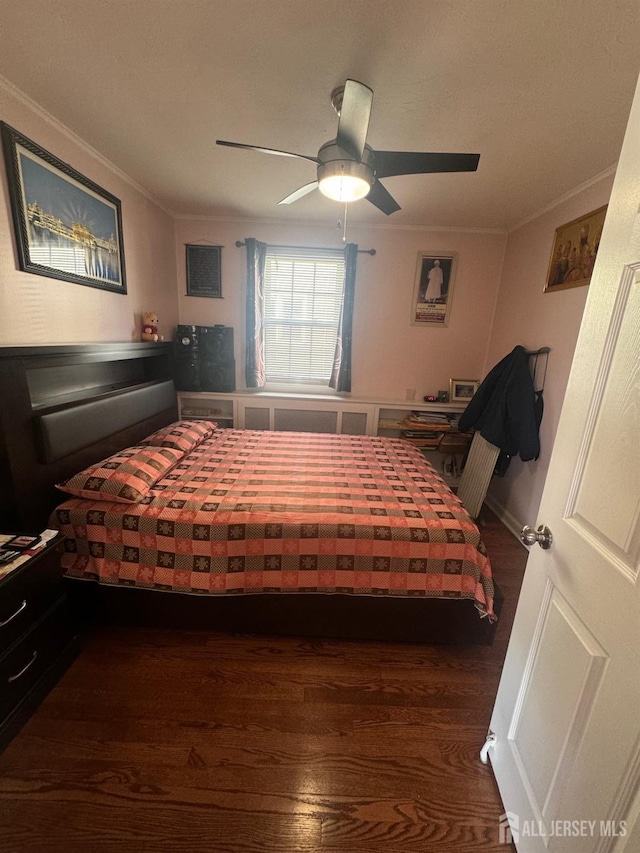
235,240,375,255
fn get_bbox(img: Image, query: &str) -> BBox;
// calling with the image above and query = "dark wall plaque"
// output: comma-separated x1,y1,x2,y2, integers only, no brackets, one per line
185,244,222,298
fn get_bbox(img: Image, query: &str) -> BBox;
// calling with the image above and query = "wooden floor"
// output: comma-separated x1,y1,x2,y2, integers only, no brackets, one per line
0,509,526,852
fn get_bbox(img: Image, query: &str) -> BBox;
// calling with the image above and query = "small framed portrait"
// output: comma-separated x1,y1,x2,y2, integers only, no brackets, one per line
544,205,607,293
411,251,457,326
449,378,479,402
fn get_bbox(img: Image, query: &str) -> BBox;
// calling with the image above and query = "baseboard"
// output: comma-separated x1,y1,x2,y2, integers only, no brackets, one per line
484,493,526,545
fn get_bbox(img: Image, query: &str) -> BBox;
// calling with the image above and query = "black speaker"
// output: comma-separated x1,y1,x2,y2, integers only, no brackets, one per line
174,358,200,391
174,324,235,392
176,325,199,353
198,325,234,362
199,360,236,392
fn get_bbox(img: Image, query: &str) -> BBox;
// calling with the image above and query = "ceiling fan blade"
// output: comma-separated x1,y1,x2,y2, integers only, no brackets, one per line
278,181,319,205
216,139,319,164
335,79,373,161
366,180,401,215
374,151,480,178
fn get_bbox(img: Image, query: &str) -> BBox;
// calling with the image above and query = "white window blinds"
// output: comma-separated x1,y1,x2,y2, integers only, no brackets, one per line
263,246,345,382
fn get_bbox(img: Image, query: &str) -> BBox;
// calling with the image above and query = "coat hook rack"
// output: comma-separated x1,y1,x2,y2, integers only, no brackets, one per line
526,346,550,393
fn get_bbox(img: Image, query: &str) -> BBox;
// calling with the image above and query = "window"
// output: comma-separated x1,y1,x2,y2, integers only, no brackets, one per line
263,246,345,383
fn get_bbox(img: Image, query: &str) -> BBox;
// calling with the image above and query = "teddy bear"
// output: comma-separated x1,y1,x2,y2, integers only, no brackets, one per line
141,311,160,342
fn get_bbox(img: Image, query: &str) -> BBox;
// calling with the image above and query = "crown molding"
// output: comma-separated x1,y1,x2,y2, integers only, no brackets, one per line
510,165,617,233
172,211,507,235
0,74,176,217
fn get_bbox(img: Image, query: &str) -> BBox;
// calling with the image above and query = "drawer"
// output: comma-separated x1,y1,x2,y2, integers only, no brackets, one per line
0,544,64,652
0,595,74,725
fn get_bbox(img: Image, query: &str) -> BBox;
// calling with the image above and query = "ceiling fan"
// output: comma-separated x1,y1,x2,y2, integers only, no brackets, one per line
216,79,480,215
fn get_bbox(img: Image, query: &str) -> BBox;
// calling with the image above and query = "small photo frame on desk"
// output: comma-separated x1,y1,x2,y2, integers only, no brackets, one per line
449,378,479,402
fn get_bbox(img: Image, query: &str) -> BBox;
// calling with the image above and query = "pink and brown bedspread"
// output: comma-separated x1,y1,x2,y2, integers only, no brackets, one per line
53,427,495,620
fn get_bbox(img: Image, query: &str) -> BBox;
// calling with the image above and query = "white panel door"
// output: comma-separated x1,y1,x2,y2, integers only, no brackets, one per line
488,73,640,851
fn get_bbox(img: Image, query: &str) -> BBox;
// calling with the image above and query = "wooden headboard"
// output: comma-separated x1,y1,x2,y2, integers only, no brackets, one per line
0,343,178,532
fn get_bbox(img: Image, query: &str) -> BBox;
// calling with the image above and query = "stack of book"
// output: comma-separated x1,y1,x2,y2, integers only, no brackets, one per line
400,429,442,449
403,411,453,429
400,411,458,451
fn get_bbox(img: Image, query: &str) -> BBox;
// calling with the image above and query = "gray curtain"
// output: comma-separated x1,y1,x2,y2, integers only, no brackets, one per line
329,242,358,392
244,237,267,388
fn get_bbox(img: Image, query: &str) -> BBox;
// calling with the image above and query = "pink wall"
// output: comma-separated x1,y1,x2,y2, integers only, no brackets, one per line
175,217,508,401
484,174,614,532
0,82,178,345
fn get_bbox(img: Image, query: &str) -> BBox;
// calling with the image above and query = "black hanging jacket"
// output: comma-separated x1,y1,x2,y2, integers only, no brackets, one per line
458,346,542,462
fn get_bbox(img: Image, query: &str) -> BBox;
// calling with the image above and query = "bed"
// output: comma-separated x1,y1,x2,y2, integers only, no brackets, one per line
0,343,501,644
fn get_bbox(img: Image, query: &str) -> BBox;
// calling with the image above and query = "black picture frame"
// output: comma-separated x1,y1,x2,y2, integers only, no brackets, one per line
185,244,222,298
0,122,126,294
411,251,457,327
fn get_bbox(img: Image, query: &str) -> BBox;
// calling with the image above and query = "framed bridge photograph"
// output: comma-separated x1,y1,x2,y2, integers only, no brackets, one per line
1,122,127,294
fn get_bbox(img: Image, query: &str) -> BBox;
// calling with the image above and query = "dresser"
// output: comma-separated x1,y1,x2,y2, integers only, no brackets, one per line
0,535,79,749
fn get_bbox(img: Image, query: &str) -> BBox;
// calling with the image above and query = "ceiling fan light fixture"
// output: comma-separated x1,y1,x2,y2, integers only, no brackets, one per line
319,173,371,202
317,159,372,203
217,80,480,216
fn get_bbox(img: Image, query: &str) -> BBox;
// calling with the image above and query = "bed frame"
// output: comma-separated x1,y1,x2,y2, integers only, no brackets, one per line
0,343,502,644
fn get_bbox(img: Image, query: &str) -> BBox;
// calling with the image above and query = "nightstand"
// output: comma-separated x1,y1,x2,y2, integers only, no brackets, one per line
0,535,80,749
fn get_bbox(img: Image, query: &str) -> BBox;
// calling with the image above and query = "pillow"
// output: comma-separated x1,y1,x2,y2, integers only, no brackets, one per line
56,445,183,503
140,420,217,453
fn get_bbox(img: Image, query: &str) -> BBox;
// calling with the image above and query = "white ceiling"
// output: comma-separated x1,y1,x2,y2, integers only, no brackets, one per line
1,0,639,230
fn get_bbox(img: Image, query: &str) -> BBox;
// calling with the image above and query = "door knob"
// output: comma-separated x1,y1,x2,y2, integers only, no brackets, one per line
520,524,553,549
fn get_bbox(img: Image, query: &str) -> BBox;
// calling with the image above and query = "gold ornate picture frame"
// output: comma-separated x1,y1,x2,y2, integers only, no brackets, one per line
544,205,607,293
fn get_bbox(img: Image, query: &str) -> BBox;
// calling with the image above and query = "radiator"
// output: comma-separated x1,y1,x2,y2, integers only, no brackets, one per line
274,408,338,433
456,432,501,519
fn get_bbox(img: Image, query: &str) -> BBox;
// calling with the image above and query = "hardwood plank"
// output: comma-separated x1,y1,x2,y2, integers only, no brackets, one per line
0,761,503,813
304,682,497,712
1,803,322,853
321,815,511,852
